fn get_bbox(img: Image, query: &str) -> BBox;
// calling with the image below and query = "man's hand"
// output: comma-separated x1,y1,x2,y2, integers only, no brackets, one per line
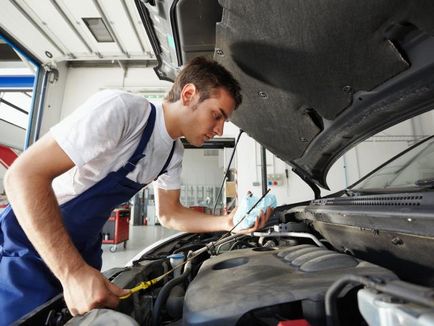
61,264,129,316
226,206,273,233
155,188,274,233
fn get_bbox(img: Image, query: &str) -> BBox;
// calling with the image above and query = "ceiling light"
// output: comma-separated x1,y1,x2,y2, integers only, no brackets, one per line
82,18,114,43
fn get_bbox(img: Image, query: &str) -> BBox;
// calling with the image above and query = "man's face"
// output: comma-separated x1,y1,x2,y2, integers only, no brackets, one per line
183,87,236,147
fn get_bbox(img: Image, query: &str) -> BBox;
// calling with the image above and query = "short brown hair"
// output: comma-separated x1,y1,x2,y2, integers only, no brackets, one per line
165,56,242,109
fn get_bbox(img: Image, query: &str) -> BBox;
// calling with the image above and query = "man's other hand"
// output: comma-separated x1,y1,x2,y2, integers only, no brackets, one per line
226,206,273,233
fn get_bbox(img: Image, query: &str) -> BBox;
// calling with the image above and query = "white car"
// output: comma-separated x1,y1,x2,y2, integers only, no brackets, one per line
20,1,434,325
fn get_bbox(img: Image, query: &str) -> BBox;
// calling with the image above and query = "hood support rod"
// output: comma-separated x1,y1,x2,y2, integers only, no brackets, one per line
292,168,321,199
261,145,267,195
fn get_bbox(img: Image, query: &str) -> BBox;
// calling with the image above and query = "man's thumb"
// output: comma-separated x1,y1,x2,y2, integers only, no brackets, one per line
107,280,130,296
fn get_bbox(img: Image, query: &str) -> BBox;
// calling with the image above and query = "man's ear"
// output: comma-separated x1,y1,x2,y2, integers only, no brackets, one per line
180,83,198,106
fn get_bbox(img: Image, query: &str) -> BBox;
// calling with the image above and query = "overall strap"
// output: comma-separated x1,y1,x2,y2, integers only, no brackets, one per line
119,103,156,176
155,141,176,180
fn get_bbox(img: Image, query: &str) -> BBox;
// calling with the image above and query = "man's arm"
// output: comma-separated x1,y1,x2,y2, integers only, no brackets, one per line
4,134,127,315
155,187,271,233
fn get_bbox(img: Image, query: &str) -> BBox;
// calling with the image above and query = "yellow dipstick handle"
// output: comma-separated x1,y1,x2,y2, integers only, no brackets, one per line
119,233,248,300
120,277,161,300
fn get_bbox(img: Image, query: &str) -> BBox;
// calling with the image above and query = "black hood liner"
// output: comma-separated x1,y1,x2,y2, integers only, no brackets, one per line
216,0,434,188
139,0,434,188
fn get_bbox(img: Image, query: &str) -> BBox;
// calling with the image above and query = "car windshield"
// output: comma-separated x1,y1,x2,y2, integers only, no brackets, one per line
351,137,434,191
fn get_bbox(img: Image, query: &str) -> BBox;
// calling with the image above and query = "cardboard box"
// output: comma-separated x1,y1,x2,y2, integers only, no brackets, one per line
225,181,237,198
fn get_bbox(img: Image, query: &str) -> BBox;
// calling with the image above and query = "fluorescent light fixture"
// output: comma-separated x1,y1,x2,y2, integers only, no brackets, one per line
82,18,114,43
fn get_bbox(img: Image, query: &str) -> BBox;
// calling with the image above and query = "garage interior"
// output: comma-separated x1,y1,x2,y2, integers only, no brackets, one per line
1,2,434,325
1,0,434,271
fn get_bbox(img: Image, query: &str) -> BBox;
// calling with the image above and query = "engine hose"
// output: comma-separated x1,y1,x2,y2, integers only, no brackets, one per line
151,262,192,326
173,243,205,254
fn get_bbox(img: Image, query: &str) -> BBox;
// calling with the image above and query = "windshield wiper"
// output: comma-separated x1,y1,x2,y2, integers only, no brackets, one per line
415,178,434,189
343,188,368,196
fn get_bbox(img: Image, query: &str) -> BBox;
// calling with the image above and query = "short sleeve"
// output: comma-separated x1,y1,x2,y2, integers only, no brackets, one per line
50,90,148,167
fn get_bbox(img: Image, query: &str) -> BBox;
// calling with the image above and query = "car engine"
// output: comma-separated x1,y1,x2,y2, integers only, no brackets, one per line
19,200,434,326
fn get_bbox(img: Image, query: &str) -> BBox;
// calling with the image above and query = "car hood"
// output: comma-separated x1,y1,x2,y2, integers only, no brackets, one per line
136,0,434,189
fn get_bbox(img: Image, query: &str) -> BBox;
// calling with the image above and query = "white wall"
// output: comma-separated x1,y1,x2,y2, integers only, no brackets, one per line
41,65,172,130
221,123,314,205
39,62,68,136
232,111,434,206
234,133,314,205
181,149,223,186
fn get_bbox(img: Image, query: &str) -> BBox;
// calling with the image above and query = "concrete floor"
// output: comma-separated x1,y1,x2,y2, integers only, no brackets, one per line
101,225,178,271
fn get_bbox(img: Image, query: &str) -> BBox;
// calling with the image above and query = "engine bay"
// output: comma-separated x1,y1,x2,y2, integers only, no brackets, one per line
16,198,434,326
25,202,424,326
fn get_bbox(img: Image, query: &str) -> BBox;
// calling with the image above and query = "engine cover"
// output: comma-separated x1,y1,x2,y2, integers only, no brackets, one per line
183,244,397,325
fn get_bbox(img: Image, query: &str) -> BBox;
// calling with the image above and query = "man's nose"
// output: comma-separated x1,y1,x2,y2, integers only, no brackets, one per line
214,120,224,136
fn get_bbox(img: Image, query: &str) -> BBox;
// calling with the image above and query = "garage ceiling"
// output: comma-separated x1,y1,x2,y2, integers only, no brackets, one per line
0,0,154,65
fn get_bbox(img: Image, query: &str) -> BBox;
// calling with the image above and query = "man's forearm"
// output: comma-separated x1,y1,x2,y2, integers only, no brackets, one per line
5,171,86,282
158,204,231,233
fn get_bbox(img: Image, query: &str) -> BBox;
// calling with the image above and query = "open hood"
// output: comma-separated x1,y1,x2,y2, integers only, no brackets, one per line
136,0,434,188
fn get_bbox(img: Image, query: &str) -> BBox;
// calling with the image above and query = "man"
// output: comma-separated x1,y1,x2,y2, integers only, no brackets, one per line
0,57,271,324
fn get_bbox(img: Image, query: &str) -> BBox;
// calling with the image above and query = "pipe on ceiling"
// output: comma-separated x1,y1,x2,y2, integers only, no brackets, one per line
9,0,74,59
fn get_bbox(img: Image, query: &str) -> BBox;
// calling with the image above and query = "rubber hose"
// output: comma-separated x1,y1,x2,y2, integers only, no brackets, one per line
151,263,192,326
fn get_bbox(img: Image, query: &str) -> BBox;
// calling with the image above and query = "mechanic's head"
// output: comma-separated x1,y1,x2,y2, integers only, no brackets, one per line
165,56,242,110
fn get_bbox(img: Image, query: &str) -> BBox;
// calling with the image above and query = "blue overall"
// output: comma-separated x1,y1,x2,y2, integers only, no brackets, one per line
0,104,175,325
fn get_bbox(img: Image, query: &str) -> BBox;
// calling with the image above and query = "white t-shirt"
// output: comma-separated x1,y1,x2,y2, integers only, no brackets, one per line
50,90,184,205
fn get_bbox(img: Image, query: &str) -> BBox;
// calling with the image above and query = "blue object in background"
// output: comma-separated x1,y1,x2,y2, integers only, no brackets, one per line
0,75,35,90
